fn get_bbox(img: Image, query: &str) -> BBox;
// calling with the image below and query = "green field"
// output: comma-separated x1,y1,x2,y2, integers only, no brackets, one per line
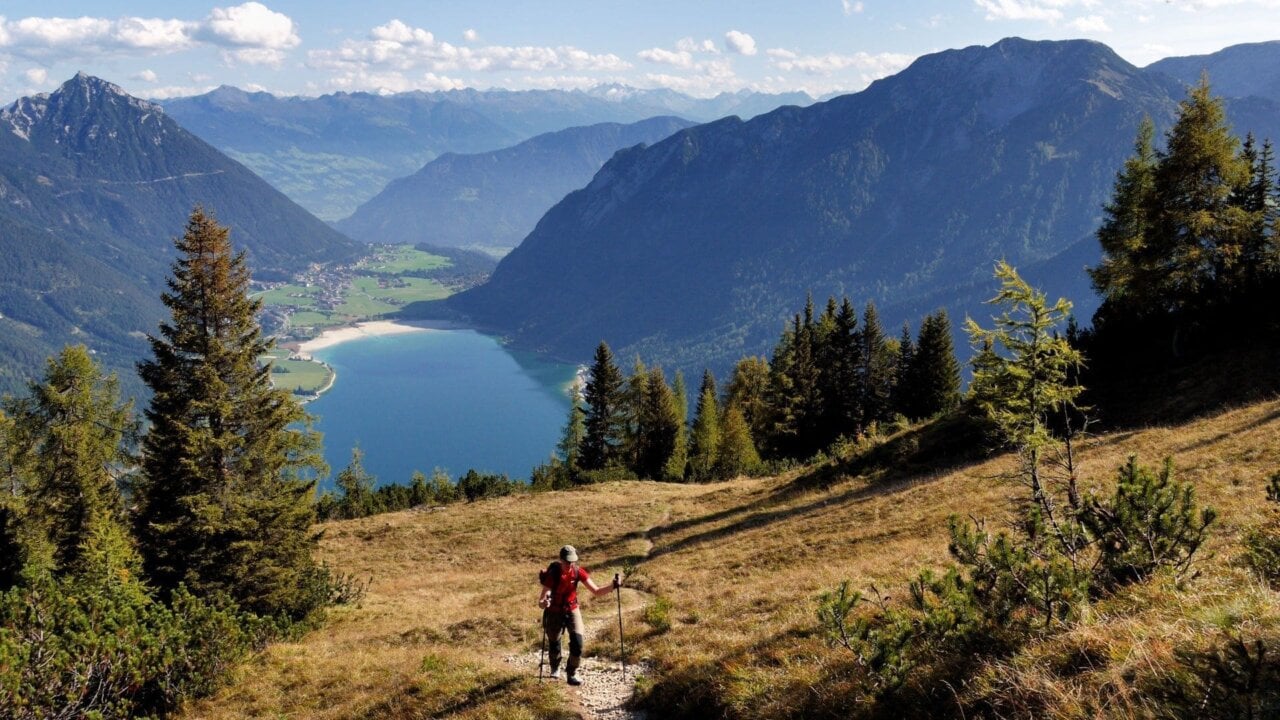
360,246,450,274
352,276,449,303
288,311,347,329
257,284,320,308
261,349,333,394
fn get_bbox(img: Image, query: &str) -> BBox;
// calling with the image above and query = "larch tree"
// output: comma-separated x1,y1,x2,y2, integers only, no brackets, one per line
132,208,325,618
556,380,587,477
715,405,762,480
725,356,772,447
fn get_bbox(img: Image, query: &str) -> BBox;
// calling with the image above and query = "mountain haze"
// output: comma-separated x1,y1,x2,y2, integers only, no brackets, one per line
336,116,696,250
0,74,357,394
450,38,1280,373
162,86,812,219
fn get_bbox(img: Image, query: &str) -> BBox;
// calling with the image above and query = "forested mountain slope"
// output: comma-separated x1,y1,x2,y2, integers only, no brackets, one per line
336,116,695,250
451,38,1280,374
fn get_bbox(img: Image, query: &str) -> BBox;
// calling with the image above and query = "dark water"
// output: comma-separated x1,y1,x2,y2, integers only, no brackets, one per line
307,328,577,489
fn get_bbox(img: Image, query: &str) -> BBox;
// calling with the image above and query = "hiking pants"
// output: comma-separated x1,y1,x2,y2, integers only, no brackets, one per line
544,609,585,674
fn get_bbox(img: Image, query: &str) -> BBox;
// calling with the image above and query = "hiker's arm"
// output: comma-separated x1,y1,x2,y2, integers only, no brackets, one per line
538,584,552,608
582,575,620,598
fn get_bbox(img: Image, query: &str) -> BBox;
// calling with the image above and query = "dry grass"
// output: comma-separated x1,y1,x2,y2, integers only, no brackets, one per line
183,398,1280,719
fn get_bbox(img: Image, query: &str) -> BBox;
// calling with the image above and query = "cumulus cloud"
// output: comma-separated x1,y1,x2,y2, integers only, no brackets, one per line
23,67,46,84
842,0,865,15
724,30,757,56
307,18,629,89
767,47,914,83
463,28,479,42
1068,14,1111,31
676,37,718,54
973,0,1115,23
132,68,158,82
638,47,695,68
0,3,300,66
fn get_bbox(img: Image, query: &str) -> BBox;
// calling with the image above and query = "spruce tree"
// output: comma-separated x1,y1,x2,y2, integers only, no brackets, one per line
715,405,762,479
133,208,324,618
1090,117,1157,310
858,302,893,430
581,342,625,471
688,370,721,481
891,322,916,419
334,447,380,519
908,311,962,419
828,298,862,439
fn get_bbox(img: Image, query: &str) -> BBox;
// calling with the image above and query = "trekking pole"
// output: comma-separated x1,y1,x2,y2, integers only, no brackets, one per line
538,609,547,681
614,573,627,678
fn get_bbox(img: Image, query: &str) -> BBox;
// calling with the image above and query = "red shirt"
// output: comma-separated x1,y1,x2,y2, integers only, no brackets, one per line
543,561,590,612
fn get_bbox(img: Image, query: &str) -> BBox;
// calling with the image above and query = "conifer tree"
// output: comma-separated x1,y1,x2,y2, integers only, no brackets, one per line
967,262,1086,561
334,447,380,519
725,356,772,447
409,470,431,507
908,311,962,419
637,367,681,480
828,298,862,439
688,370,721,481
581,342,625,471
4,346,139,580
891,322,915,419
858,302,893,430
1090,117,1157,311
557,381,587,476
1152,77,1254,307
621,358,649,473
664,371,689,481
132,208,324,618
715,405,762,479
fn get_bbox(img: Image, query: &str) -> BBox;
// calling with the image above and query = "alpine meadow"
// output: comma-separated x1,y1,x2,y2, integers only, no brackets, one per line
4,3,1280,719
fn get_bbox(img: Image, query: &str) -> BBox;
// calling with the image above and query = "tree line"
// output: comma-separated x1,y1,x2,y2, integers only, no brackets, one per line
540,297,963,486
0,210,355,718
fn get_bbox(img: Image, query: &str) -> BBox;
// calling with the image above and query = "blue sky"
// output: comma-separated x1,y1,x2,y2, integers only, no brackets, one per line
1,1,1278,102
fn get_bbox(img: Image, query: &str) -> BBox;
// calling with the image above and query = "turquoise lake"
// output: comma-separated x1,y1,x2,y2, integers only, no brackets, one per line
307,329,578,489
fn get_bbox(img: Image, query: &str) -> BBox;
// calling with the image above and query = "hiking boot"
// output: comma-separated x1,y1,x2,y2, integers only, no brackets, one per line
566,674,582,686
549,668,561,680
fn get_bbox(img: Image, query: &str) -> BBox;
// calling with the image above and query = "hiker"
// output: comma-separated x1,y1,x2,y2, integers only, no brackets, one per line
538,544,619,685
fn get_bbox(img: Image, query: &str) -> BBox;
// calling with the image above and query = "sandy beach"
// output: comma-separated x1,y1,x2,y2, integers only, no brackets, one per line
293,319,463,359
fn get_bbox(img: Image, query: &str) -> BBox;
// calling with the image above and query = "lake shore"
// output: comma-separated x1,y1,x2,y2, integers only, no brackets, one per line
291,319,466,360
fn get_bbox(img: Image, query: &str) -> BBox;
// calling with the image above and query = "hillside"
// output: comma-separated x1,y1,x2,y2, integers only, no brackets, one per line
0,73,358,395
336,116,696,251
180,396,1280,719
162,87,812,220
448,38,1280,376
1148,40,1280,101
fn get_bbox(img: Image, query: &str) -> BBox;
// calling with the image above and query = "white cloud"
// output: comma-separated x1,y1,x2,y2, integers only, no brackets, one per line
974,0,1064,22
307,18,629,85
724,30,757,56
198,3,299,50
638,47,695,68
842,0,865,15
463,28,479,43
767,48,915,82
676,37,718,54
0,3,300,65
1068,14,1111,31
143,83,218,99
23,67,46,84
132,68,158,82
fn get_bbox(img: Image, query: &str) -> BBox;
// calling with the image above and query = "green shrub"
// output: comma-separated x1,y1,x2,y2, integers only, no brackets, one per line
1244,473,1280,587
643,596,673,633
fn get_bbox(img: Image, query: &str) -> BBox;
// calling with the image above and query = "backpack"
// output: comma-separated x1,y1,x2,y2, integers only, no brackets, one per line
538,561,579,610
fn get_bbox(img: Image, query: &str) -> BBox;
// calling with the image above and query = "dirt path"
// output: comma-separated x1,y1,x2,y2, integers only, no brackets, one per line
506,509,671,720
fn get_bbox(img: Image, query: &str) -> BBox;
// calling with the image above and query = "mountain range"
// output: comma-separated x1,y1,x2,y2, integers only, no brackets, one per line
0,73,357,395
335,116,696,251
161,86,813,220
448,38,1280,376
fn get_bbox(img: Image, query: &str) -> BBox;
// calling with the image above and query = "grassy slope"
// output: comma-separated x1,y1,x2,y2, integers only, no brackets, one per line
183,399,1280,719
